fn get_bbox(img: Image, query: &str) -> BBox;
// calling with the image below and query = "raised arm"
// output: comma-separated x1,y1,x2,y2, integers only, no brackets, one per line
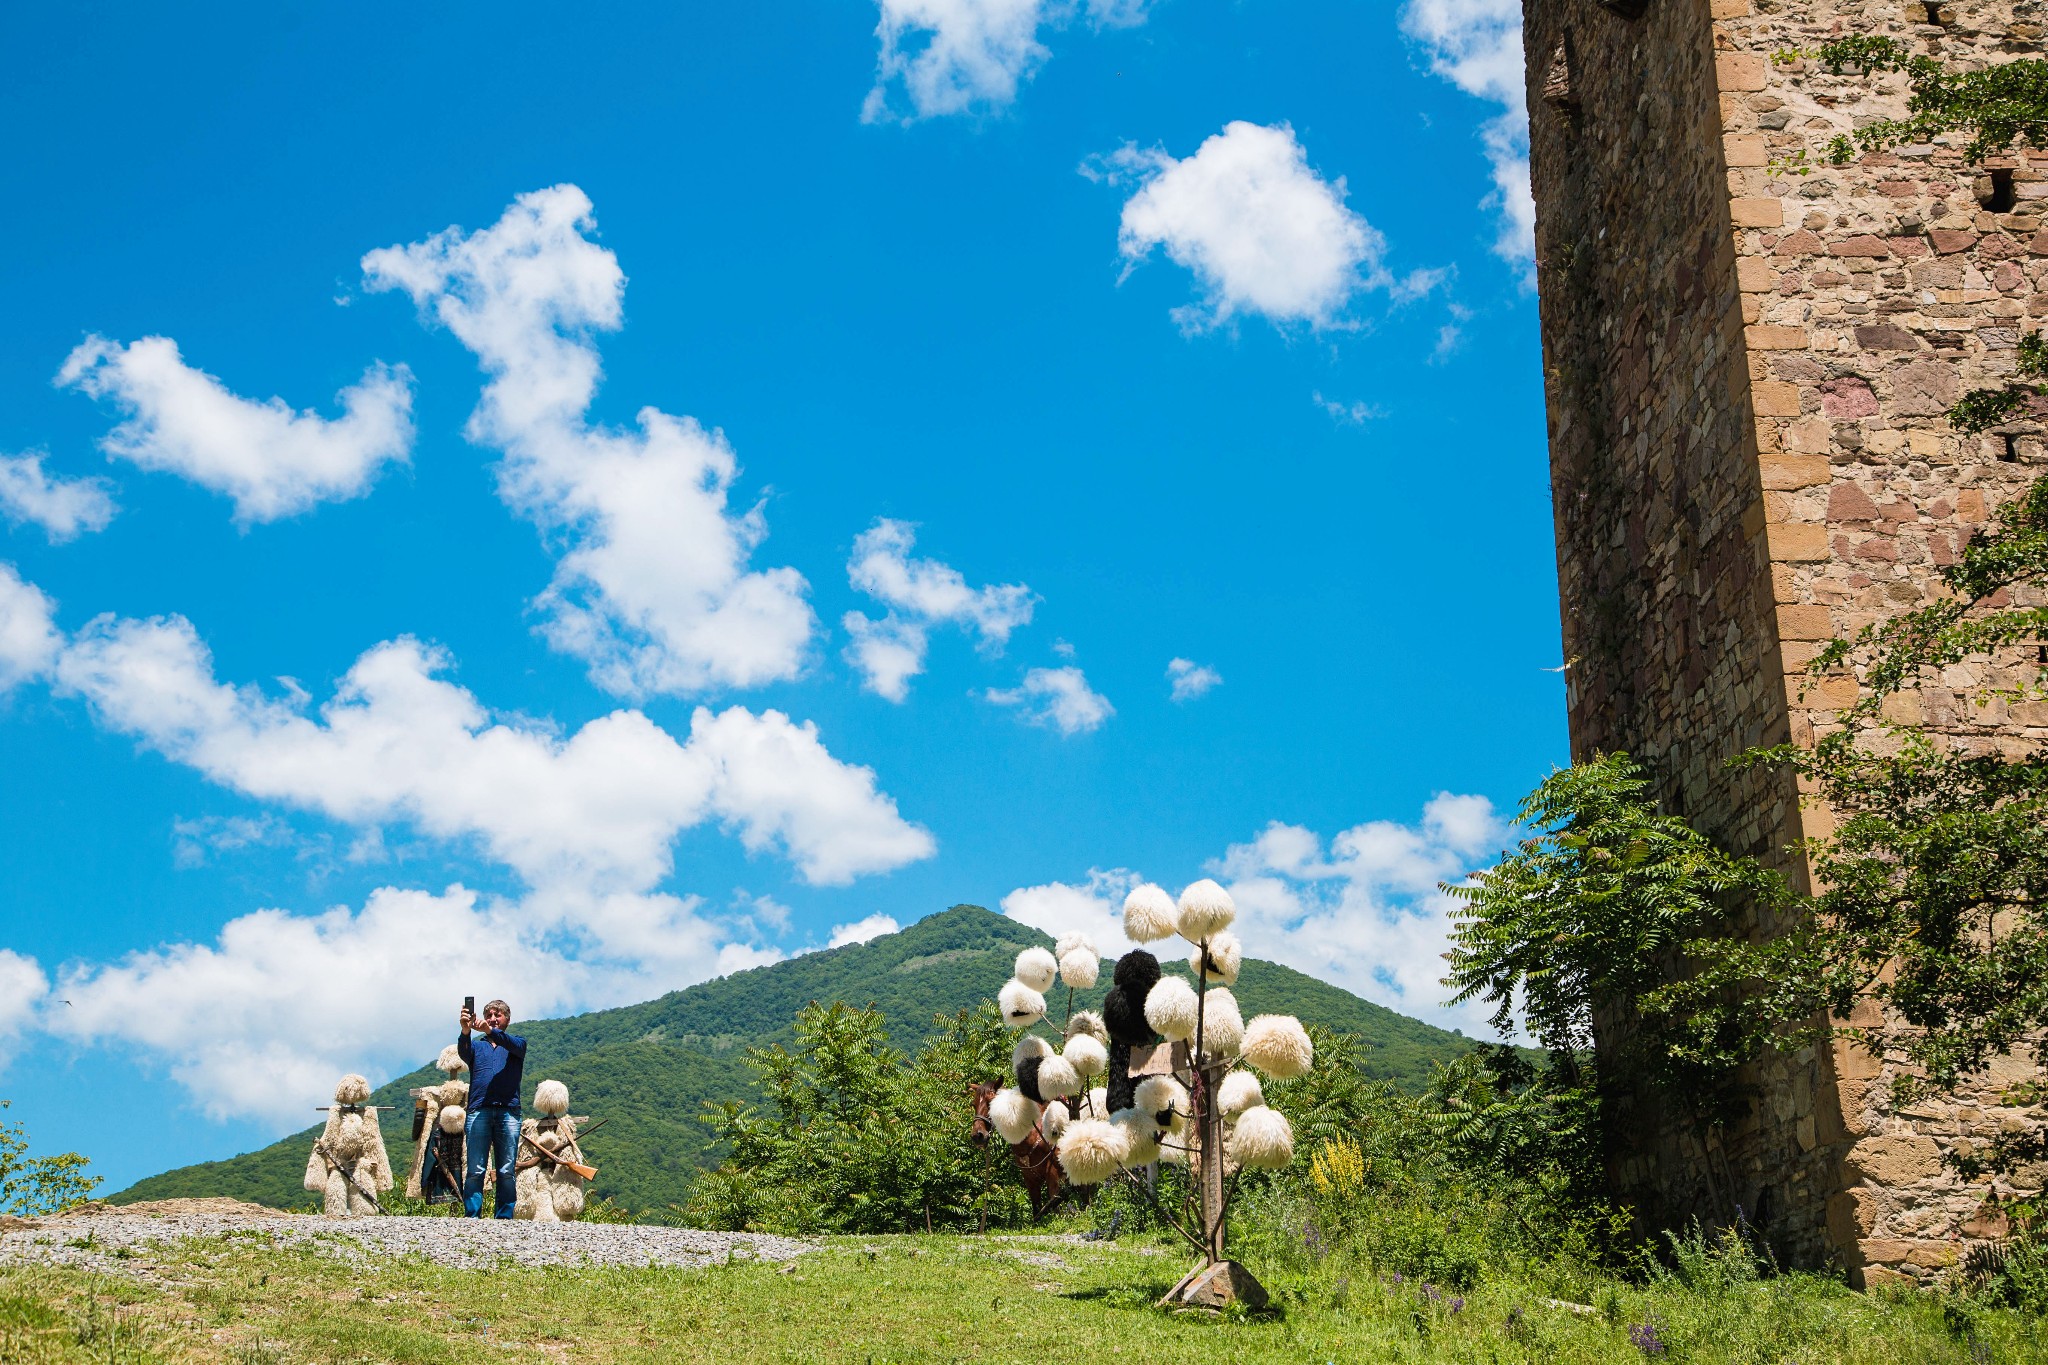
487,1030,526,1058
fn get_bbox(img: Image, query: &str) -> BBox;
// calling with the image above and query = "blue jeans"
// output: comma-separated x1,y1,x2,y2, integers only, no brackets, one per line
464,1106,521,1218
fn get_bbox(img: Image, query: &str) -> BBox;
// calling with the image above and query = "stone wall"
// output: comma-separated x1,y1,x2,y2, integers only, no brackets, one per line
1523,0,2047,1283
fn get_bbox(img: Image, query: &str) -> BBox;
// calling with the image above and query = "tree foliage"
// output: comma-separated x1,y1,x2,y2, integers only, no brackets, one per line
688,1002,1022,1234
1443,753,1801,1122
0,1102,100,1216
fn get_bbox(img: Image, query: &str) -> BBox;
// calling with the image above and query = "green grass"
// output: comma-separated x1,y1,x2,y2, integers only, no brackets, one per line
2,1227,2041,1363
112,905,1487,1214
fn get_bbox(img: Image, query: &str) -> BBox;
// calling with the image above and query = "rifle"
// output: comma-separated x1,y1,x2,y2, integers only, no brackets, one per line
313,1138,386,1214
517,1117,606,1180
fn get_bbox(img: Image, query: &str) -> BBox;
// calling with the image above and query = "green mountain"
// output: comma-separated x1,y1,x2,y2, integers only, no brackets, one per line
111,904,1479,1213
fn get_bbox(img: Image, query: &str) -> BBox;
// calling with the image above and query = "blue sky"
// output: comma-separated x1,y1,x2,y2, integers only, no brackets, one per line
0,0,1554,1190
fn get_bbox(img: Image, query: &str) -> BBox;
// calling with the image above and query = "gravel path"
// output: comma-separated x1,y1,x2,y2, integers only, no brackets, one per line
0,1211,816,1274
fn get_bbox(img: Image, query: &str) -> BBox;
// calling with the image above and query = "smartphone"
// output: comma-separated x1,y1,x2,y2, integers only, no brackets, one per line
464,995,475,1019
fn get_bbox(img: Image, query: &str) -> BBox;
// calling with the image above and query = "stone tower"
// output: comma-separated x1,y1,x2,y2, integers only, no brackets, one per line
1521,0,2046,1280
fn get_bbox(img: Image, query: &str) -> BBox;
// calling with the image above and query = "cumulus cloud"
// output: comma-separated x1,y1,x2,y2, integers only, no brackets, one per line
0,452,117,542
828,913,901,948
843,519,1036,701
53,614,932,890
1097,122,1419,331
363,185,814,697
986,665,1113,735
1165,657,1220,702
44,884,780,1125
864,0,1157,123
1002,793,1514,1036
1402,0,1535,264
0,564,62,692
1313,392,1384,427
56,336,412,524
1001,868,1141,960
0,950,50,1059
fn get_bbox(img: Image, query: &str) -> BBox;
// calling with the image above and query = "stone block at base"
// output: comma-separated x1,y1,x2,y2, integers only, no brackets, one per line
1167,1260,1268,1311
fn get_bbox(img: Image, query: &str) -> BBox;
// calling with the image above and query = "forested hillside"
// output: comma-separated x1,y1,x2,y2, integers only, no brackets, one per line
113,904,1480,1212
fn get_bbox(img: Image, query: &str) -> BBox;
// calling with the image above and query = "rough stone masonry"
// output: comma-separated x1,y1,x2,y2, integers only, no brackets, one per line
1521,0,2048,1284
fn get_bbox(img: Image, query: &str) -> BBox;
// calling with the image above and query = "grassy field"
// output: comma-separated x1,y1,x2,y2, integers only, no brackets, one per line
3,1227,2043,1364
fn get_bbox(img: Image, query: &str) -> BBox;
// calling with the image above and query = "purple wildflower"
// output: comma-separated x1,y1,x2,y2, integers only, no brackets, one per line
1450,1297,1465,1314
1629,1320,1668,1357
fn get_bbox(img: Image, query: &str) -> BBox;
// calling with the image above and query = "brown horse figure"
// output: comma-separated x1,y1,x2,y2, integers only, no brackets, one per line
969,1081,1067,1221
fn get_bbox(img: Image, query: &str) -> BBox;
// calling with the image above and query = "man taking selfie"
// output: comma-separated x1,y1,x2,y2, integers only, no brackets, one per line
457,998,526,1219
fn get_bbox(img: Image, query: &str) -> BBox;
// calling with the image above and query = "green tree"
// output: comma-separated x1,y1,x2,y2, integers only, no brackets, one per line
689,1002,1019,1234
0,1101,101,1215
1443,753,1801,1126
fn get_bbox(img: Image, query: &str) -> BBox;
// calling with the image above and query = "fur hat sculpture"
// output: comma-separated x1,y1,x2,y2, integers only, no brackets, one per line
515,1080,588,1222
407,1047,471,1199
305,1074,393,1216
1054,932,1101,990
1004,876,1310,1203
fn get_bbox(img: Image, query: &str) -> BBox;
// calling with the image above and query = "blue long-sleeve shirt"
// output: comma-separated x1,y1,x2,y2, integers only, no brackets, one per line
458,1028,527,1110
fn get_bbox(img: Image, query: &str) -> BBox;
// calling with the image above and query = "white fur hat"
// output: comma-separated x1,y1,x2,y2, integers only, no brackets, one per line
334,1074,371,1106
1217,1069,1264,1118
1057,1119,1126,1185
438,1079,469,1107
1144,975,1200,1042
1242,1015,1315,1078
1013,947,1059,993
438,1105,466,1134
1197,987,1245,1059
990,1088,1041,1145
437,1044,469,1077
1039,1104,1070,1144
1176,879,1236,942
1062,1033,1108,1079
998,979,1047,1028
1035,1054,1081,1100
1189,932,1242,985
1057,949,1100,990
1111,1108,1162,1166
534,1080,570,1117
1054,931,1095,960
1229,1105,1294,1170
1011,1034,1052,1070
1064,1010,1107,1044
1121,883,1179,943
1134,1075,1189,1134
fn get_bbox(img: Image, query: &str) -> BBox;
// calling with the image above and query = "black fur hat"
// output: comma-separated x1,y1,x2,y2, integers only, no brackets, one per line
1016,1054,1046,1105
1112,949,1161,994
1103,951,1161,1047
1105,1039,1136,1114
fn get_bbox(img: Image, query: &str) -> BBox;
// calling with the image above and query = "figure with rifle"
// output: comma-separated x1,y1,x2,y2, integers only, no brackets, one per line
304,1073,394,1217
458,996,527,1219
514,1079,601,1221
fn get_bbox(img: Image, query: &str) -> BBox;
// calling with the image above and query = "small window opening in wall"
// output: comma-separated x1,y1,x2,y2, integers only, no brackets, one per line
2003,433,2023,462
2037,644,2046,664
1983,168,2018,213
1922,1,1948,23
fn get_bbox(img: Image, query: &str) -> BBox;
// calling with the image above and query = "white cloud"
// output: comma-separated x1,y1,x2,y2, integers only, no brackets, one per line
1165,657,1220,702
1002,792,1515,1037
843,519,1036,701
53,614,932,891
362,185,814,698
0,564,61,692
56,336,412,524
1098,122,1389,331
986,665,1113,735
1000,868,1141,961
0,950,50,1060
0,452,117,542
828,913,901,948
864,0,1156,123
44,883,782,1125
171,813,299,869
1401,0,1535,265
1312,392,1384,426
